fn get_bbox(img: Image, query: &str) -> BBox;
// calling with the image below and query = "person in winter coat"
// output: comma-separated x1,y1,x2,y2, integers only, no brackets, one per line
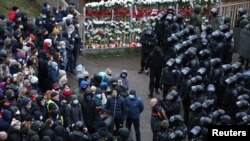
8,118,22,141
65,95,83,128
145,46,165,98
92,88,106,111
150,98,167,141
117,70,129,91
105,88,126,136
54,125,65,141
20,97,35,122
38,50,50,93
21,118,40,141
47,91,64,125
33,95,47,120
48,61,59,89
8,6,19,21
0,110,12,132
160,89,182,119
125,89,144,141
81,90,97,134
91,121,113,141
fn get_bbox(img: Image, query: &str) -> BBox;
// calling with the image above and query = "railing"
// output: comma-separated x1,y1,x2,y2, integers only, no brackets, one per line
221,1,250,27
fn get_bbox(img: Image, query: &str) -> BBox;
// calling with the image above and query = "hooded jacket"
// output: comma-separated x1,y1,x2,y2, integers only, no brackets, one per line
0,110,12,131
81,91,97,127
117,70,129,91
65,95,83,127
126,94,144,120
105,94,126,119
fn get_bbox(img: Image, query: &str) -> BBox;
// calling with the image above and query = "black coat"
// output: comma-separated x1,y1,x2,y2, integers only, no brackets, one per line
8,127,22,141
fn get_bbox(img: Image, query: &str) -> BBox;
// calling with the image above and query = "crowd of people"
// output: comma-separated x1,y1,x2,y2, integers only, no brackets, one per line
1,1,250,141
0,2,147,141
139,5,250,141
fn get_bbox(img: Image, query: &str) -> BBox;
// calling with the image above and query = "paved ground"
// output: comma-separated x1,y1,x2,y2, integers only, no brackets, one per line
68,55,155,141
66,53,242,141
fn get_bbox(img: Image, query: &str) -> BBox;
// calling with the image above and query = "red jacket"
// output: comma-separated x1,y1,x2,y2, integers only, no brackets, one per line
8,10,16,21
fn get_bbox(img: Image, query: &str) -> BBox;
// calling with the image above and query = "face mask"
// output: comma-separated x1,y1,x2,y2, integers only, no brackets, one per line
40,116,43,121
57,46,61,49
121,74,127,78
96,94,102,99
129,94,135,99
73,100,79,104
76,24,80,27
56,10,59,13
51,18,55,21
84,76,89,80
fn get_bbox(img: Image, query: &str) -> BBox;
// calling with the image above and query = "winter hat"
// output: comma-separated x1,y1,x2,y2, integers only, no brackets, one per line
54,125,65,136
120,70,128,78
62,87,73,96
12,6,19,11
2,110,11,121
33,111,43,121
22,97,31,106
3,101,11,108
80,80,89,88
51,61,58,70
26,59,34,67
51,91,59,97
30,75,38,84
129,89,136,96
160,119,169,129
59,75,68,86
31,121,42,133
43,39,52,51
58,70,66,78
41,136,51,141
83,71,89,77
95,88,103,95
65,18,72,26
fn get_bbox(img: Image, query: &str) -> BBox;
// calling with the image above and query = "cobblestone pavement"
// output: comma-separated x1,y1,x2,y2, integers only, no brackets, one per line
68,56,158,141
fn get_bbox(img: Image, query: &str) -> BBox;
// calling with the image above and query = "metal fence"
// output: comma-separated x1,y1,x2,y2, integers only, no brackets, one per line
221,1,250,27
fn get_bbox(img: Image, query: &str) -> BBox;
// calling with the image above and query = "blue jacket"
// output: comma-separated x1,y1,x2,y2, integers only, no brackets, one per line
126,96,144,119
105,96,126,119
